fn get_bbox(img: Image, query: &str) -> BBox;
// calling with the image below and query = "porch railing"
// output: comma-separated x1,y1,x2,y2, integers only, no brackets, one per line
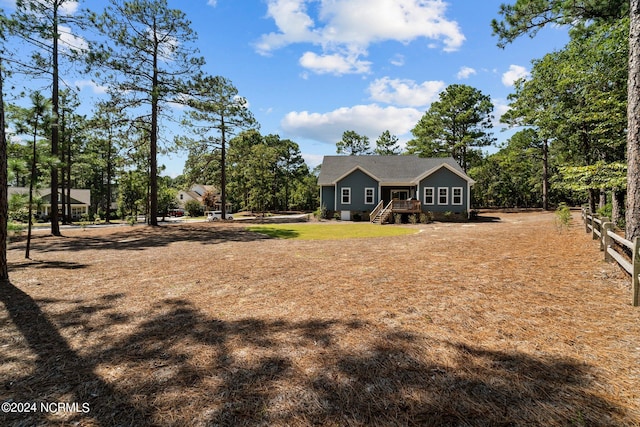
391,199,421,212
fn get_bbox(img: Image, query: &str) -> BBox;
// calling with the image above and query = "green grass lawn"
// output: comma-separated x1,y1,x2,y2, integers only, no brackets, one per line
246,222,419,240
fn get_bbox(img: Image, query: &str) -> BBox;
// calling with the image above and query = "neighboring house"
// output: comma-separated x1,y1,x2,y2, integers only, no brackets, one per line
177,184,231,211
7,187,91,220
317,156,475,222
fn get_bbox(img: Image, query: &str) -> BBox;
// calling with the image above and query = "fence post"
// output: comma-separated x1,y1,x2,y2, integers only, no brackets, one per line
602,222,613,258
592,215,599,240
584,208,590,234
598,217,610,249
633,238,640,307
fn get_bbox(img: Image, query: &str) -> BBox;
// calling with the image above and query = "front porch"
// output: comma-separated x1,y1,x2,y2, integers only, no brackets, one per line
370,199,421,224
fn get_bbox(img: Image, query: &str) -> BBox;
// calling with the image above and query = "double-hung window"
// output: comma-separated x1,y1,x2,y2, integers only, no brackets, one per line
452,187,463,205
341,187,351,204
424,187,435,205
364,188,375,205
438,187,448,205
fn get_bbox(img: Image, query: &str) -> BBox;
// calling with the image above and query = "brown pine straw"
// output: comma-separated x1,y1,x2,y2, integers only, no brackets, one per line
1,211,639,426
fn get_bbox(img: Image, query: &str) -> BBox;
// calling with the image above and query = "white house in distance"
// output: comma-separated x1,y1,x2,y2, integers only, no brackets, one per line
7,187,91,219
177,184,231,211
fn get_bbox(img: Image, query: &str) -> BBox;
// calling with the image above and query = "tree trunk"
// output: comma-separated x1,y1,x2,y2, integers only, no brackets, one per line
50,2,61,236
26,119,38,259
106,132,113,223
542,138,549,210
149,19,159,227
612,189,623,226
627,0,640,239
221,116,227,220
589,188,597,214
0,59,9,282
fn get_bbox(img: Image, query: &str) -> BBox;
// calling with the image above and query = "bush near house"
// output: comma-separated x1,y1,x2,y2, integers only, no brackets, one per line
184,199,204,217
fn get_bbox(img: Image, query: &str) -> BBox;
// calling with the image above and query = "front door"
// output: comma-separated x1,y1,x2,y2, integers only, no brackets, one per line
391,190,409,200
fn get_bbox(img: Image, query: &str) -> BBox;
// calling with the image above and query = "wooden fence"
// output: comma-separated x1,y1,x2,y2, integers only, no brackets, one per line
582,208,639,306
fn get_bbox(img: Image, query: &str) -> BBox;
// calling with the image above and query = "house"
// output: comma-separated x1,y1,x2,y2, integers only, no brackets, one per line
317,156,475,222
177,184,231,211
7,187,91,220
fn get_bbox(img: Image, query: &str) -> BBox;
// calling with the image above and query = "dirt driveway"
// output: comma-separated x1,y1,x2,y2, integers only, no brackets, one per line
1,211,639,426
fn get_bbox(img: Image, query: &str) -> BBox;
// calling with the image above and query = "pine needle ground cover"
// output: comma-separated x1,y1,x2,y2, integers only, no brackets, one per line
1,212,639,426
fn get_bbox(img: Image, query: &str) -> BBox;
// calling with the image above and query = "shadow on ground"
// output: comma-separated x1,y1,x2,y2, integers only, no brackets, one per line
0,281,628,426
7,224,272,257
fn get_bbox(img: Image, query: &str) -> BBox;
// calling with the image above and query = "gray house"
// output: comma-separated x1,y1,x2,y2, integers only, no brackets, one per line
317,155,475,222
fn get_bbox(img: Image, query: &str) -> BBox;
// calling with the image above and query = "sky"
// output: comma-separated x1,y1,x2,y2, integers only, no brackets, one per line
2,0,571,178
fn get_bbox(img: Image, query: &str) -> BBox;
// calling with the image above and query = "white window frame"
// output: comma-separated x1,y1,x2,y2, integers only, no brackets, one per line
341,187,351,205
424,187,435,205
364,187,375,205
438,187,448,205
452,187,463,205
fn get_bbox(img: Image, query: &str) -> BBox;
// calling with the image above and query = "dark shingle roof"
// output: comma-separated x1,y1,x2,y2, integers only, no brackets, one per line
317,155,470,185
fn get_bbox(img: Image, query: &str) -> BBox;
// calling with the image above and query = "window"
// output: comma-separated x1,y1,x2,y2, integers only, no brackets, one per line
438,187,448,205
452,187,463,205
341,187,351,204
424,187,434,205
364,188,375,205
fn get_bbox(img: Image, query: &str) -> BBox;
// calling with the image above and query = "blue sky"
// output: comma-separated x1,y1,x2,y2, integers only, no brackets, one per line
2,0,570,178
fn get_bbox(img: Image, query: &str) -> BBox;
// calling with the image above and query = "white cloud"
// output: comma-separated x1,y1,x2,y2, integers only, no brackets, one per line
368,77,444,108
302,153,325,168
61,1,78,15
281,103,423,145
390,54,405,67
59,25,88,52
502,64,530,87
74,80,108,94
457,66,476,79
492,99,511,126
257,0,464,74
207,0,217,6
299,51,371,75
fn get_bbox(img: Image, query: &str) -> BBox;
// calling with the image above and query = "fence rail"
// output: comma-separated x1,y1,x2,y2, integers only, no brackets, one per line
582,207,639,306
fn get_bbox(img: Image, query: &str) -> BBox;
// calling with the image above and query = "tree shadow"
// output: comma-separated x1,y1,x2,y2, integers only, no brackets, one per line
0,285,630,426
8,259,87,271
9,224,272,254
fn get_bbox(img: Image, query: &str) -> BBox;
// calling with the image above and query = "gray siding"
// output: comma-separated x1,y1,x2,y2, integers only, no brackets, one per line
321,186,335,210
336,169,379,212
419,167,468,213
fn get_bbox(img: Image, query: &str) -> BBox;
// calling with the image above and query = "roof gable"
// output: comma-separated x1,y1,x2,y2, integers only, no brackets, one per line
317,155,472,185
415,162,477,185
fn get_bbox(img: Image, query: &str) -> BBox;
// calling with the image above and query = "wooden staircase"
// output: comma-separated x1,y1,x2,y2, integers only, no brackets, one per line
370,201,393,224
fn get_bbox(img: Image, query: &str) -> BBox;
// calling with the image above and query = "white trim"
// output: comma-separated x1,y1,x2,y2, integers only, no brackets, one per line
341,187,351,205
452,187,463,205
437,187,448,205
424,187,435,205
364,187,375,205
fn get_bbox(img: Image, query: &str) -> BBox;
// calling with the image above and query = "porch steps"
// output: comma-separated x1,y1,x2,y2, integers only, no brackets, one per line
371,208,392,224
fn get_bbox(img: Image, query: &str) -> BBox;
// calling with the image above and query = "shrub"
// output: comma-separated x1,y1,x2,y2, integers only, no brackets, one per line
420,211,433,224
184,200,203,217
314,204,327,219
556,203,572,229
409,214,418,224
393,213,402,224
